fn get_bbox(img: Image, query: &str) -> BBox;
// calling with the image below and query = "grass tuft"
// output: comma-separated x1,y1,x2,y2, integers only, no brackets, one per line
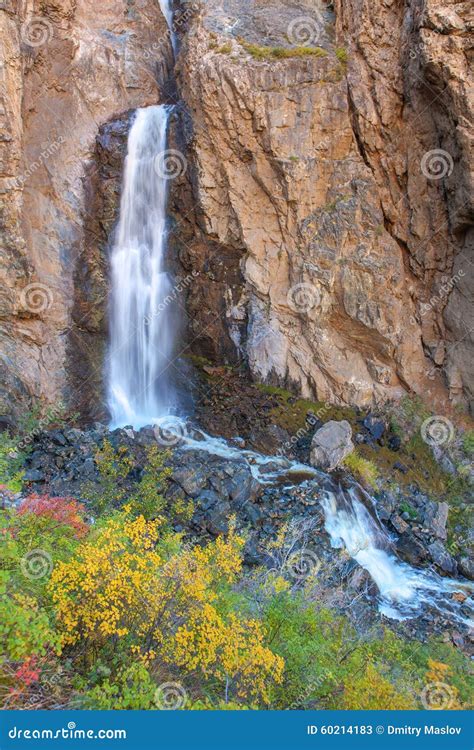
342,452,379,489
238,39,328,61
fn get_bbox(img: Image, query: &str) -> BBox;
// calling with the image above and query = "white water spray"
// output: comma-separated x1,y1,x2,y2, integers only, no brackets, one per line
322,488,473,624
158,0,177,53
107,105,177,428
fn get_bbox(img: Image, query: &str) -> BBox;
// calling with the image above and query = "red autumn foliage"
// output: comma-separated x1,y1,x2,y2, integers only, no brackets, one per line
17,494,88,539
13,656,40,688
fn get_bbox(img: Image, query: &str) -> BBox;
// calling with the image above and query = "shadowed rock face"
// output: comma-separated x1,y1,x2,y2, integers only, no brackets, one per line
171,0,473,412
0,0,472,422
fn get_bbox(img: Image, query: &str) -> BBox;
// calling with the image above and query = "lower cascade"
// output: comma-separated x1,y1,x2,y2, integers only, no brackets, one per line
107,105,177,429
148,418,474,626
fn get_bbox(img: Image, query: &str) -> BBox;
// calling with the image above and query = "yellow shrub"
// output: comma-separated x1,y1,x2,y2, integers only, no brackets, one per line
49,509,282,704
342,663,416,709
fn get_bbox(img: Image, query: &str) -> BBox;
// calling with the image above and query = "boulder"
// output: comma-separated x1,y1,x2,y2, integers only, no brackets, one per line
428,540,458,575
206,500,231,536
422,500,449,541
458,556,474,581
396,532,427,566
23,468,44,482
363,414,385,441
310,421,354,471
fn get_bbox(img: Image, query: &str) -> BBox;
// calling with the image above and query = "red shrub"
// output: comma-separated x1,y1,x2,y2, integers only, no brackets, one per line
18,494,88,539
13,656,40,687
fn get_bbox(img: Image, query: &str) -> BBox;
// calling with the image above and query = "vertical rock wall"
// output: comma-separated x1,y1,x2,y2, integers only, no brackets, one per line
172,0,473,412
0,0,472,422
0,0,171,424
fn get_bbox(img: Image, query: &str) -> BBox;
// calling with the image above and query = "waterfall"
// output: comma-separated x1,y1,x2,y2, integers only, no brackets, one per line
158,0,177,53
107,105,177,429
322,487,473,624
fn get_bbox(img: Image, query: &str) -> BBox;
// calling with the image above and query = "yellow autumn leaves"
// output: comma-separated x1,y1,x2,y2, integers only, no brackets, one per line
49,507,283,704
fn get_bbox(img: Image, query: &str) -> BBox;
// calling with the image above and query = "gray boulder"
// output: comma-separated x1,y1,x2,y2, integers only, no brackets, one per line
422,500,449,541
428,540,458,575
310,420,354,471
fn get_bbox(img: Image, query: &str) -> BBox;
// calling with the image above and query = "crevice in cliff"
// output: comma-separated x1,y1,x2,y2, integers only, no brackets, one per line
345,81,372,173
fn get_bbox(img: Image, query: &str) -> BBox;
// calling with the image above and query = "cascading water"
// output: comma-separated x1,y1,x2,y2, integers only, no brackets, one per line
107,105,178,429
104,0,472,627
321,487,473,624
158,0,177,53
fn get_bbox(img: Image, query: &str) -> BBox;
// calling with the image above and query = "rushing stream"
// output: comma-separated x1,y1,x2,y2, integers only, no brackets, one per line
105,8,472,627
153,417,473,626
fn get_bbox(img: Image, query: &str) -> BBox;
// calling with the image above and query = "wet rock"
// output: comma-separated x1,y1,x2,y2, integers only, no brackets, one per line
458,557,474,581
310,421,354,471
428,541,458,575
376,491,397,521
390,514,409,535
396,532,427,566
231,437,246,449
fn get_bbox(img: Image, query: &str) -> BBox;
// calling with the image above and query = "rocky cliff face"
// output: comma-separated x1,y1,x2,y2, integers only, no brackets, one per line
0,0,171,424
173,0,473,412
1,0,472,423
